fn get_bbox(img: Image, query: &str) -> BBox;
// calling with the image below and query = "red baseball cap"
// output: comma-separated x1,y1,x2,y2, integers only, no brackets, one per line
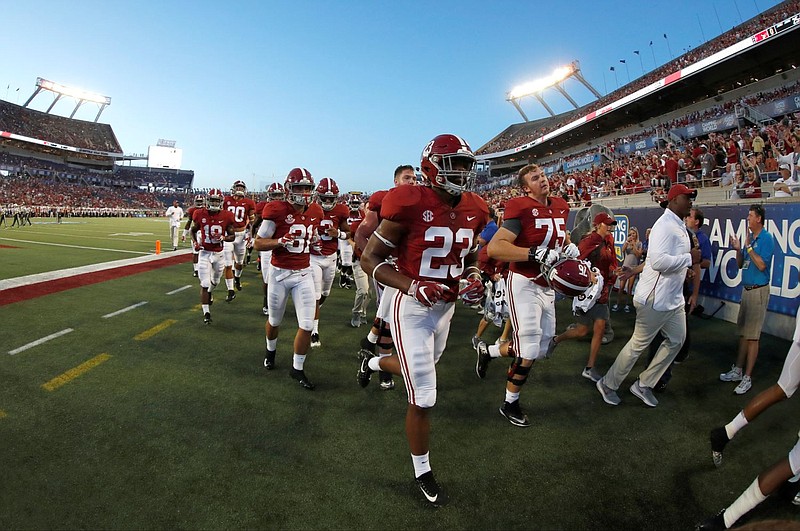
667,184,697,201
593,212,617,226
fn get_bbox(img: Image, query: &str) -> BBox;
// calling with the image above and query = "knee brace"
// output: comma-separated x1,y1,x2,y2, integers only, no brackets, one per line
377,320,394,350
506,357,533,387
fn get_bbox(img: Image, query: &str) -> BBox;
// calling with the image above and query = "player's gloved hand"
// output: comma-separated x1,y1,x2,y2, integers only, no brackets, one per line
562,243,580,259
311,241,322,254
193,241,201,251
408,280,450,307
529,247,559,267
458,277,484,305
278,233,297,248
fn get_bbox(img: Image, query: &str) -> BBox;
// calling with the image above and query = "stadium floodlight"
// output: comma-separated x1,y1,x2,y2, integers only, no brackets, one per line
23,77,111,122
506,61,602,121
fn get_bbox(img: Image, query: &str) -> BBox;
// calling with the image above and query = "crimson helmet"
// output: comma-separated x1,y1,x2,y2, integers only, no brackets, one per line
348,191,363,210
232,180,247,198
285,168,315,206
547,258,594,297
206,188,225,212
193,194,205,208
266,182,285,201
315,178,340,211
420,134,476,196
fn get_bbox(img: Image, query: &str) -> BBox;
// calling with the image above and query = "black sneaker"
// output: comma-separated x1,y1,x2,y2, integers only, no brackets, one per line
290,368,315,390
499,400,530,427
203,312,212,324
234,277,242,291
357,350,375,388
710,427,730,467
264,349,276,370
379,371,395,390
695,509,726,531
360,336,376,355
225,290,236,302
415,471,448,507
310,333,321,348
475,340,491,379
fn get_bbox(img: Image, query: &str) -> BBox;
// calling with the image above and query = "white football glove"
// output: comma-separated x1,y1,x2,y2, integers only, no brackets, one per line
562,243,580,259
530,247,559,267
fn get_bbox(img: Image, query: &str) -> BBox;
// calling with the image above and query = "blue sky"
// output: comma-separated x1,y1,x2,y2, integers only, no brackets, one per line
0,0,783,192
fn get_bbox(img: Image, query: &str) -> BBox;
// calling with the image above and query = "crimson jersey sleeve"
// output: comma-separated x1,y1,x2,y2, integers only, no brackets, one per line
504,196,570,284
368,190,388,215
381,187,488,301
262,201,322,269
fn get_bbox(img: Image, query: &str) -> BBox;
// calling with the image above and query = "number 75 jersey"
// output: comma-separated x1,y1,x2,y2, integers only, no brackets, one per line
380,186,489,302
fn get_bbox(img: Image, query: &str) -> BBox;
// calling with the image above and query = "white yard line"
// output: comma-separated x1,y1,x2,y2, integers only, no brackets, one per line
9,328,74,355
0,249,192,291
0,237,150,255
102,301,148,319
166,285,193,295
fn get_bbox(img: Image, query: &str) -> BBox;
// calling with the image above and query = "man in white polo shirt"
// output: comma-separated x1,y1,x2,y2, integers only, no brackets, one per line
165,200,184,251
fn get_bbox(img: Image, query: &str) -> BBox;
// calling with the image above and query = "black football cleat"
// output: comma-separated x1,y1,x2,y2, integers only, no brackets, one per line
192,270,198,277
357,350,375,388
475,340,491,379
695,509,726,531
203,312,212,324
264,349,276,370
225,290,236,302
710,427,730,467
290,368,315,390
234,277,242,291
415,471,448,507
499,400,530,427
310,333,321,348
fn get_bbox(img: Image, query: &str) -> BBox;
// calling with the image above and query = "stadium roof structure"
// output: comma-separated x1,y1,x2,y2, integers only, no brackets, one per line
23,77,111,123
479,11,800,167
506,61,602,121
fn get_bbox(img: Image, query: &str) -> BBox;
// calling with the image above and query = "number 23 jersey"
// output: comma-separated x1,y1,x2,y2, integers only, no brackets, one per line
380,186,488,302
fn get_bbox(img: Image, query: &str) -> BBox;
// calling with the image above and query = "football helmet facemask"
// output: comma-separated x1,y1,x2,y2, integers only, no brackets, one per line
232,180,247,198
206,188,225,212
420,134,476,196
315,178,340,211
348,191,363,210
193,194,205,208
266,182,285,201
285,168,315,206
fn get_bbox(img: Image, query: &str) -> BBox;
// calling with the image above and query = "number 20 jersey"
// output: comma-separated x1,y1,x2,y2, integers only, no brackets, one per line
223,196,256,231
504,195,570,286
380,186,488,303
261,200,324,270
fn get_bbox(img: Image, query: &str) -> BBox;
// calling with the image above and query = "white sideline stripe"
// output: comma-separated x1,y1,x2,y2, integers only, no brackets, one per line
102,301,148,318
9,328,74,355
166,285,192,295
0,249,193,291
0,237,150,255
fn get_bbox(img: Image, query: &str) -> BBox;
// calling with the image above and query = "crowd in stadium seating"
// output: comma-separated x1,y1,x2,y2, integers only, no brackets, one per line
0,101,122,154
478,0,800,156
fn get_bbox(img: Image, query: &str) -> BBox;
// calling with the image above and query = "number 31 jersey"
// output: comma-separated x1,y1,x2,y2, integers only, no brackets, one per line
381,186,488,302
261,200,324,270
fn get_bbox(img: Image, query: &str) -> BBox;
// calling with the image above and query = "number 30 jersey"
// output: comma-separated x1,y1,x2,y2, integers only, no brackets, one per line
504,195,570,286
381,186,488,302
261,200,324,270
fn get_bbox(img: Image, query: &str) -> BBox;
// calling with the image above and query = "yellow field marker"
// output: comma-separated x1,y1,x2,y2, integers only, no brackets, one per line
42,353,112,392
191,304,201,312
134,319,177,341
0,410,7,419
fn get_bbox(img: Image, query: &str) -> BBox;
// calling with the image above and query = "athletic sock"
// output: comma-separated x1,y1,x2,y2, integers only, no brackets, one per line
368,356,382,372
313,319,319,335
411,452,431,478
202,304,209,314
725,411,749,440
367,330,379,344
489,344,502,358
293,354,306,371
505,390,520,403
724,478,766,528
266,338,277,351
225,278,234,291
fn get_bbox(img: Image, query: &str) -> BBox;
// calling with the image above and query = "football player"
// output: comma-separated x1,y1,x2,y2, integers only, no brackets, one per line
255,168,323,390
309,178,351,347
253,182,285,315
222,180,257,301
182,194,206,277
346,191,368,328
354,164,417,391
484,163,578,428
190,189,236,324
358,134,488,507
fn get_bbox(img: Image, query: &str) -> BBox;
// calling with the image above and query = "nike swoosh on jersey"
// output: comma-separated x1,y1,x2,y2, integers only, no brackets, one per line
467,216,477,221
310,218,317,221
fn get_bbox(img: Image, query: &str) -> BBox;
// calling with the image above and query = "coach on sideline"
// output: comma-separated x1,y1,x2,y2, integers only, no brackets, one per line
596,184,701,407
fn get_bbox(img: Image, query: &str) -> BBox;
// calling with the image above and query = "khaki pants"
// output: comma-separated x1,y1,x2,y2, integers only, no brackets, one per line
604,293,686,390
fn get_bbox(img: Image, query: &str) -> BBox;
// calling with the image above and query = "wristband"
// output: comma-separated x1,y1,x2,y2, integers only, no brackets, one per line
527,246,537,262
338,230,348,240
746,246,753,254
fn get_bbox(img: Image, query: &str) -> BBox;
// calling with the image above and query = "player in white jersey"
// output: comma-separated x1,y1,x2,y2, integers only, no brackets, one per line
165,200,184,251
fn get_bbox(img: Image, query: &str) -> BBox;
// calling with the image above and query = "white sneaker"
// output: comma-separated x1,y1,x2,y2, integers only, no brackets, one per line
734,375,752,394
719,365,743,382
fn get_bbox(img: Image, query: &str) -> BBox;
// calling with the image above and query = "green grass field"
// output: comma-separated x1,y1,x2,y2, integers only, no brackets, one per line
1,218,798,529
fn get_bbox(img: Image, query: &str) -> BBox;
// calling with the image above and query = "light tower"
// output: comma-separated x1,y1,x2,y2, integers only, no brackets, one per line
23,77,111,122
506,61,602,121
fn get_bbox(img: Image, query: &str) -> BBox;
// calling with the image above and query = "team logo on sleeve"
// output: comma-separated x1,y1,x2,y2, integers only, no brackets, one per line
422,210,434,223
286,214,295,224
532,209,539,216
